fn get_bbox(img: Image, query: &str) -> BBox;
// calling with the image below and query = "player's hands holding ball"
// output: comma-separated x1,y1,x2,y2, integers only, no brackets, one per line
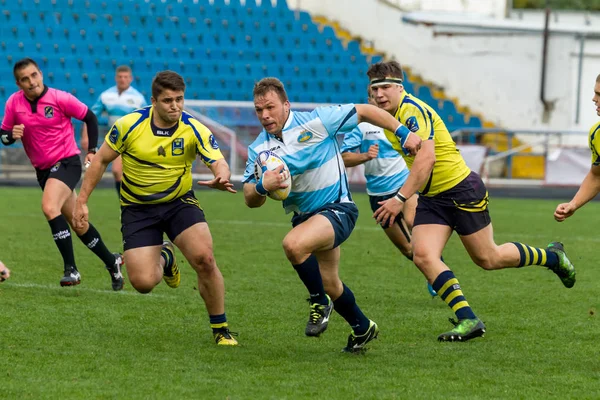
554,201,577,222
261,164,290,194
254,151,291,201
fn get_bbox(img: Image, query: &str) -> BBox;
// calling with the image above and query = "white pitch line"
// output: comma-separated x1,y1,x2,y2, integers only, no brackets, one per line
5,282,172,299
209,219,600,242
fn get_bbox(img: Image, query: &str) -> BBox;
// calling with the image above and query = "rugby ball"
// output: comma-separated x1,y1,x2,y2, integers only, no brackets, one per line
253,150,292,201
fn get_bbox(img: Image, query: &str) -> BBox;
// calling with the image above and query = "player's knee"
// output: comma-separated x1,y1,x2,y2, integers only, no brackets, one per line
282,237,304,264
189,252,216,275
472,255,496,270
129,277,156,293
41,202,61,219
412,249,437,269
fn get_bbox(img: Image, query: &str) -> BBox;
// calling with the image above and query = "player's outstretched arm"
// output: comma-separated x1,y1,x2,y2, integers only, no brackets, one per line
373,140,435,226
355,104,422,155
554,164,600,222
74,143,119,229
341,144,379,168
198,158,236,193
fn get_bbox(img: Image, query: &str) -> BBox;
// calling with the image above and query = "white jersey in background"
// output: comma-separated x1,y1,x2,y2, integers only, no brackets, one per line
340,122,409,196
91,86,148,126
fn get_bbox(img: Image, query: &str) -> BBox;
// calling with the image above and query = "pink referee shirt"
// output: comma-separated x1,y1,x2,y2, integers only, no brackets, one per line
1,86,87,170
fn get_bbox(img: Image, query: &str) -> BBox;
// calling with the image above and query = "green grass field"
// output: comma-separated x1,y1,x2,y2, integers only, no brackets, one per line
1,187,599,399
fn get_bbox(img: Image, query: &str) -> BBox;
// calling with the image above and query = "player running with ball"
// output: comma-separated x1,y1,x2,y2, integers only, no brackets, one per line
242,77,421,353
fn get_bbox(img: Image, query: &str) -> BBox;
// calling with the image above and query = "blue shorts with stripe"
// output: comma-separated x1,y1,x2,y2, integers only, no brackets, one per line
291,202,358,248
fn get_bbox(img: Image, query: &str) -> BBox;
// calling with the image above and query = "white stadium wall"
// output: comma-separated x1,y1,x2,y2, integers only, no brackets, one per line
289,0,600,145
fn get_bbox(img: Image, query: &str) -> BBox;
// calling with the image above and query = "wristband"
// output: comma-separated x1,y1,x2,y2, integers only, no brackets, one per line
0,130,14,145
255,179,268,196
395,192,407,203
394,124,412,155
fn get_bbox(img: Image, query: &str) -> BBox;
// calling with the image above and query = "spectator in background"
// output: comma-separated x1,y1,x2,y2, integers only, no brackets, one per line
81,65,147,196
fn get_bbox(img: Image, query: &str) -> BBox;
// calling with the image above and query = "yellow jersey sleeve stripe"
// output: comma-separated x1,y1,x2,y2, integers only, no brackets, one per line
403,98,430,133
121,107,151,143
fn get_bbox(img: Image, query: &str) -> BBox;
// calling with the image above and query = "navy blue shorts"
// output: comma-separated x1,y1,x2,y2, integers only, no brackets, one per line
35,155,82,191
291,202,359,248
414,171,491,236
121,191,206,251
369,192,405,230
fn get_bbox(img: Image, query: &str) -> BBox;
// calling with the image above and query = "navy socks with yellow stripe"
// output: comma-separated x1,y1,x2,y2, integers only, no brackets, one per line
512,242,559,268
210,313,228,333
432,270,477,320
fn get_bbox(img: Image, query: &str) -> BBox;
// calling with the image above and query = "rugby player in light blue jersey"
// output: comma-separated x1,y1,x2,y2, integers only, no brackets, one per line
242,77,421,353
81,65,147,195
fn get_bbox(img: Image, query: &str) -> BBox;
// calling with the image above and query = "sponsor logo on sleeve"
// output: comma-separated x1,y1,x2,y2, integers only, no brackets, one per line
209,134,219,150
406,116,419,132
108,125,119,144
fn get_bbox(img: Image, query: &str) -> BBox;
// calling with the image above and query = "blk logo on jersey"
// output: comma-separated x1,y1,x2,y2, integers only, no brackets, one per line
44,106,54,119
172,138,184,156
209,134,219,150
406,116,419,132
297,130,313,143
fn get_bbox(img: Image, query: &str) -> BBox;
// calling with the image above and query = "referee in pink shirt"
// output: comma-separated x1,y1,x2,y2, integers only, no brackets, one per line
0,58,124,290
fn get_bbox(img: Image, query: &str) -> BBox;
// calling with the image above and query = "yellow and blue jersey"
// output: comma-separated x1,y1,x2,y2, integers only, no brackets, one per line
106,106,224,206
383,91,470,196
589,121,600,165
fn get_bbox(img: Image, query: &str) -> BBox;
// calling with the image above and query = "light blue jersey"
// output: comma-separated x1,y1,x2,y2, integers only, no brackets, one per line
340,122,409,196
243,105,359,214
91,86,147,126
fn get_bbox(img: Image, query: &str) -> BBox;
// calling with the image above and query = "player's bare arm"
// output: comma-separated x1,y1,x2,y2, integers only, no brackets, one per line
554,164,600,222
243,183,267,208
355,104,421,155
341,144,379,168
198,158,237,193
374,140,435,225
73,143,119,229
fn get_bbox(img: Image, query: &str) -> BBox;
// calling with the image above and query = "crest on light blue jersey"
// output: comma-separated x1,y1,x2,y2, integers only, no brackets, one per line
172,138,184,156
406,116,419,132
297,130,313,143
